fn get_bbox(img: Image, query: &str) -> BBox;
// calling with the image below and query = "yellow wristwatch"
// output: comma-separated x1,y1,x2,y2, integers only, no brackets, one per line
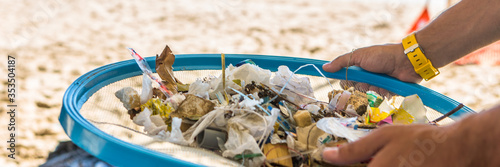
402,33,440,81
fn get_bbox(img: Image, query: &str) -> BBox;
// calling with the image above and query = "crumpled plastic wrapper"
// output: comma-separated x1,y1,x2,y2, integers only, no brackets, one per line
167,93,186,110
238,98,263,110
188,79,211,99
132,108,168,135
368,99,395,123
271,65,315,97
183,108,225,144
140,73,153,104
393,94,428,124
155,117,189,145
223,124,264,167
188,63,272,100
221,108,278,167
316,117,368,142
304,104,321,115
227,63,272,88
227,108,278,141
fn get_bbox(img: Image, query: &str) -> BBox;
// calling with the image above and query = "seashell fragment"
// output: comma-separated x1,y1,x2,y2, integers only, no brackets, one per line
115,87,141,111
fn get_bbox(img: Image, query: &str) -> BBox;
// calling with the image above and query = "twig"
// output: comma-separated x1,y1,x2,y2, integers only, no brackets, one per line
430,103,464,124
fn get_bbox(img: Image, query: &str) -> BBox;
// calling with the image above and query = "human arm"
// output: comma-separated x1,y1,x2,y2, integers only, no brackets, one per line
322,104,500,166
322,0,500,83
321,0,500,166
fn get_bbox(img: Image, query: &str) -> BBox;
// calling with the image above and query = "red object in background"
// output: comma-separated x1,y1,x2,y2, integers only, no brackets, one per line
406,1,500,66
454,41,500,65
407,6,430,34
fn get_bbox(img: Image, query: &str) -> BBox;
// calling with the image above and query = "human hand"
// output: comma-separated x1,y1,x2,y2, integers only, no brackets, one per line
322,44,422,83
322,124,479,167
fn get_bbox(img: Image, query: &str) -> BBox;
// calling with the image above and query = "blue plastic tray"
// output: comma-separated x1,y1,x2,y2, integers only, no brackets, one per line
59,54,475,166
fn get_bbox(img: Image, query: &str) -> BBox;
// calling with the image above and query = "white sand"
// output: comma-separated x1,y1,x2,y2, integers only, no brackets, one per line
1,0,499,166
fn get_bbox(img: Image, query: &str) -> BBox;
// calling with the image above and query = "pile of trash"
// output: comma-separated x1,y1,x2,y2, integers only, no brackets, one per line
115,45,429,166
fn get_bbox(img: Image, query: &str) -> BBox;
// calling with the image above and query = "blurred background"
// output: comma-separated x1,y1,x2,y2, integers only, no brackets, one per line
1,0,499,166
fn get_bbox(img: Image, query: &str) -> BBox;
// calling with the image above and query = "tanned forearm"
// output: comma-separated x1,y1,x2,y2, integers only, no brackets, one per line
448,104,500,166
415,0,500,68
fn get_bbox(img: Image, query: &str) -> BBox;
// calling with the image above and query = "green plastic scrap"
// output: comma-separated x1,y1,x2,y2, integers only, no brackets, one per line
321,135,333,144
367,91,383,108
235,59,256,67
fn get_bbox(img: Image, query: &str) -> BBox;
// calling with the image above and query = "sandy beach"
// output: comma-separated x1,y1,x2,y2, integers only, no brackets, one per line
1,0,499,166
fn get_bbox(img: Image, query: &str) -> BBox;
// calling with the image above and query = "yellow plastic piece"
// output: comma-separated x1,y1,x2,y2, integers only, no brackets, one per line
402,33,440,81
392,108,415,125
274,122,280,132
263,143,293,167
141,98,174,119
369,107,392,123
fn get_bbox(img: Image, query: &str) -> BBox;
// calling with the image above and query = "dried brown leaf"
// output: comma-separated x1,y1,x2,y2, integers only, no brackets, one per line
156,45,178,94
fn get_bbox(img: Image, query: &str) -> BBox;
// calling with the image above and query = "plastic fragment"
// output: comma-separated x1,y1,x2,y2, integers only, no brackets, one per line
368,98,396,123
196,128,227,150
336,91,351,111
235,59,256,67
167,117,189,145
393,94,427,124
183,108,225,144
400,94,428,123
128,47,173,98
223,125,265,167
133,108,167,135
304,104,321,115
140,73,153,104
367,91,384,107
271,66,315,97
140,98,173,120
316,117,368,142
187,79,210,99
393,108,415,125
167,93,186,110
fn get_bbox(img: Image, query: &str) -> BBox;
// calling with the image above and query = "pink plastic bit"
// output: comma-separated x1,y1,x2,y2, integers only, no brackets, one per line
127,47,173,98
